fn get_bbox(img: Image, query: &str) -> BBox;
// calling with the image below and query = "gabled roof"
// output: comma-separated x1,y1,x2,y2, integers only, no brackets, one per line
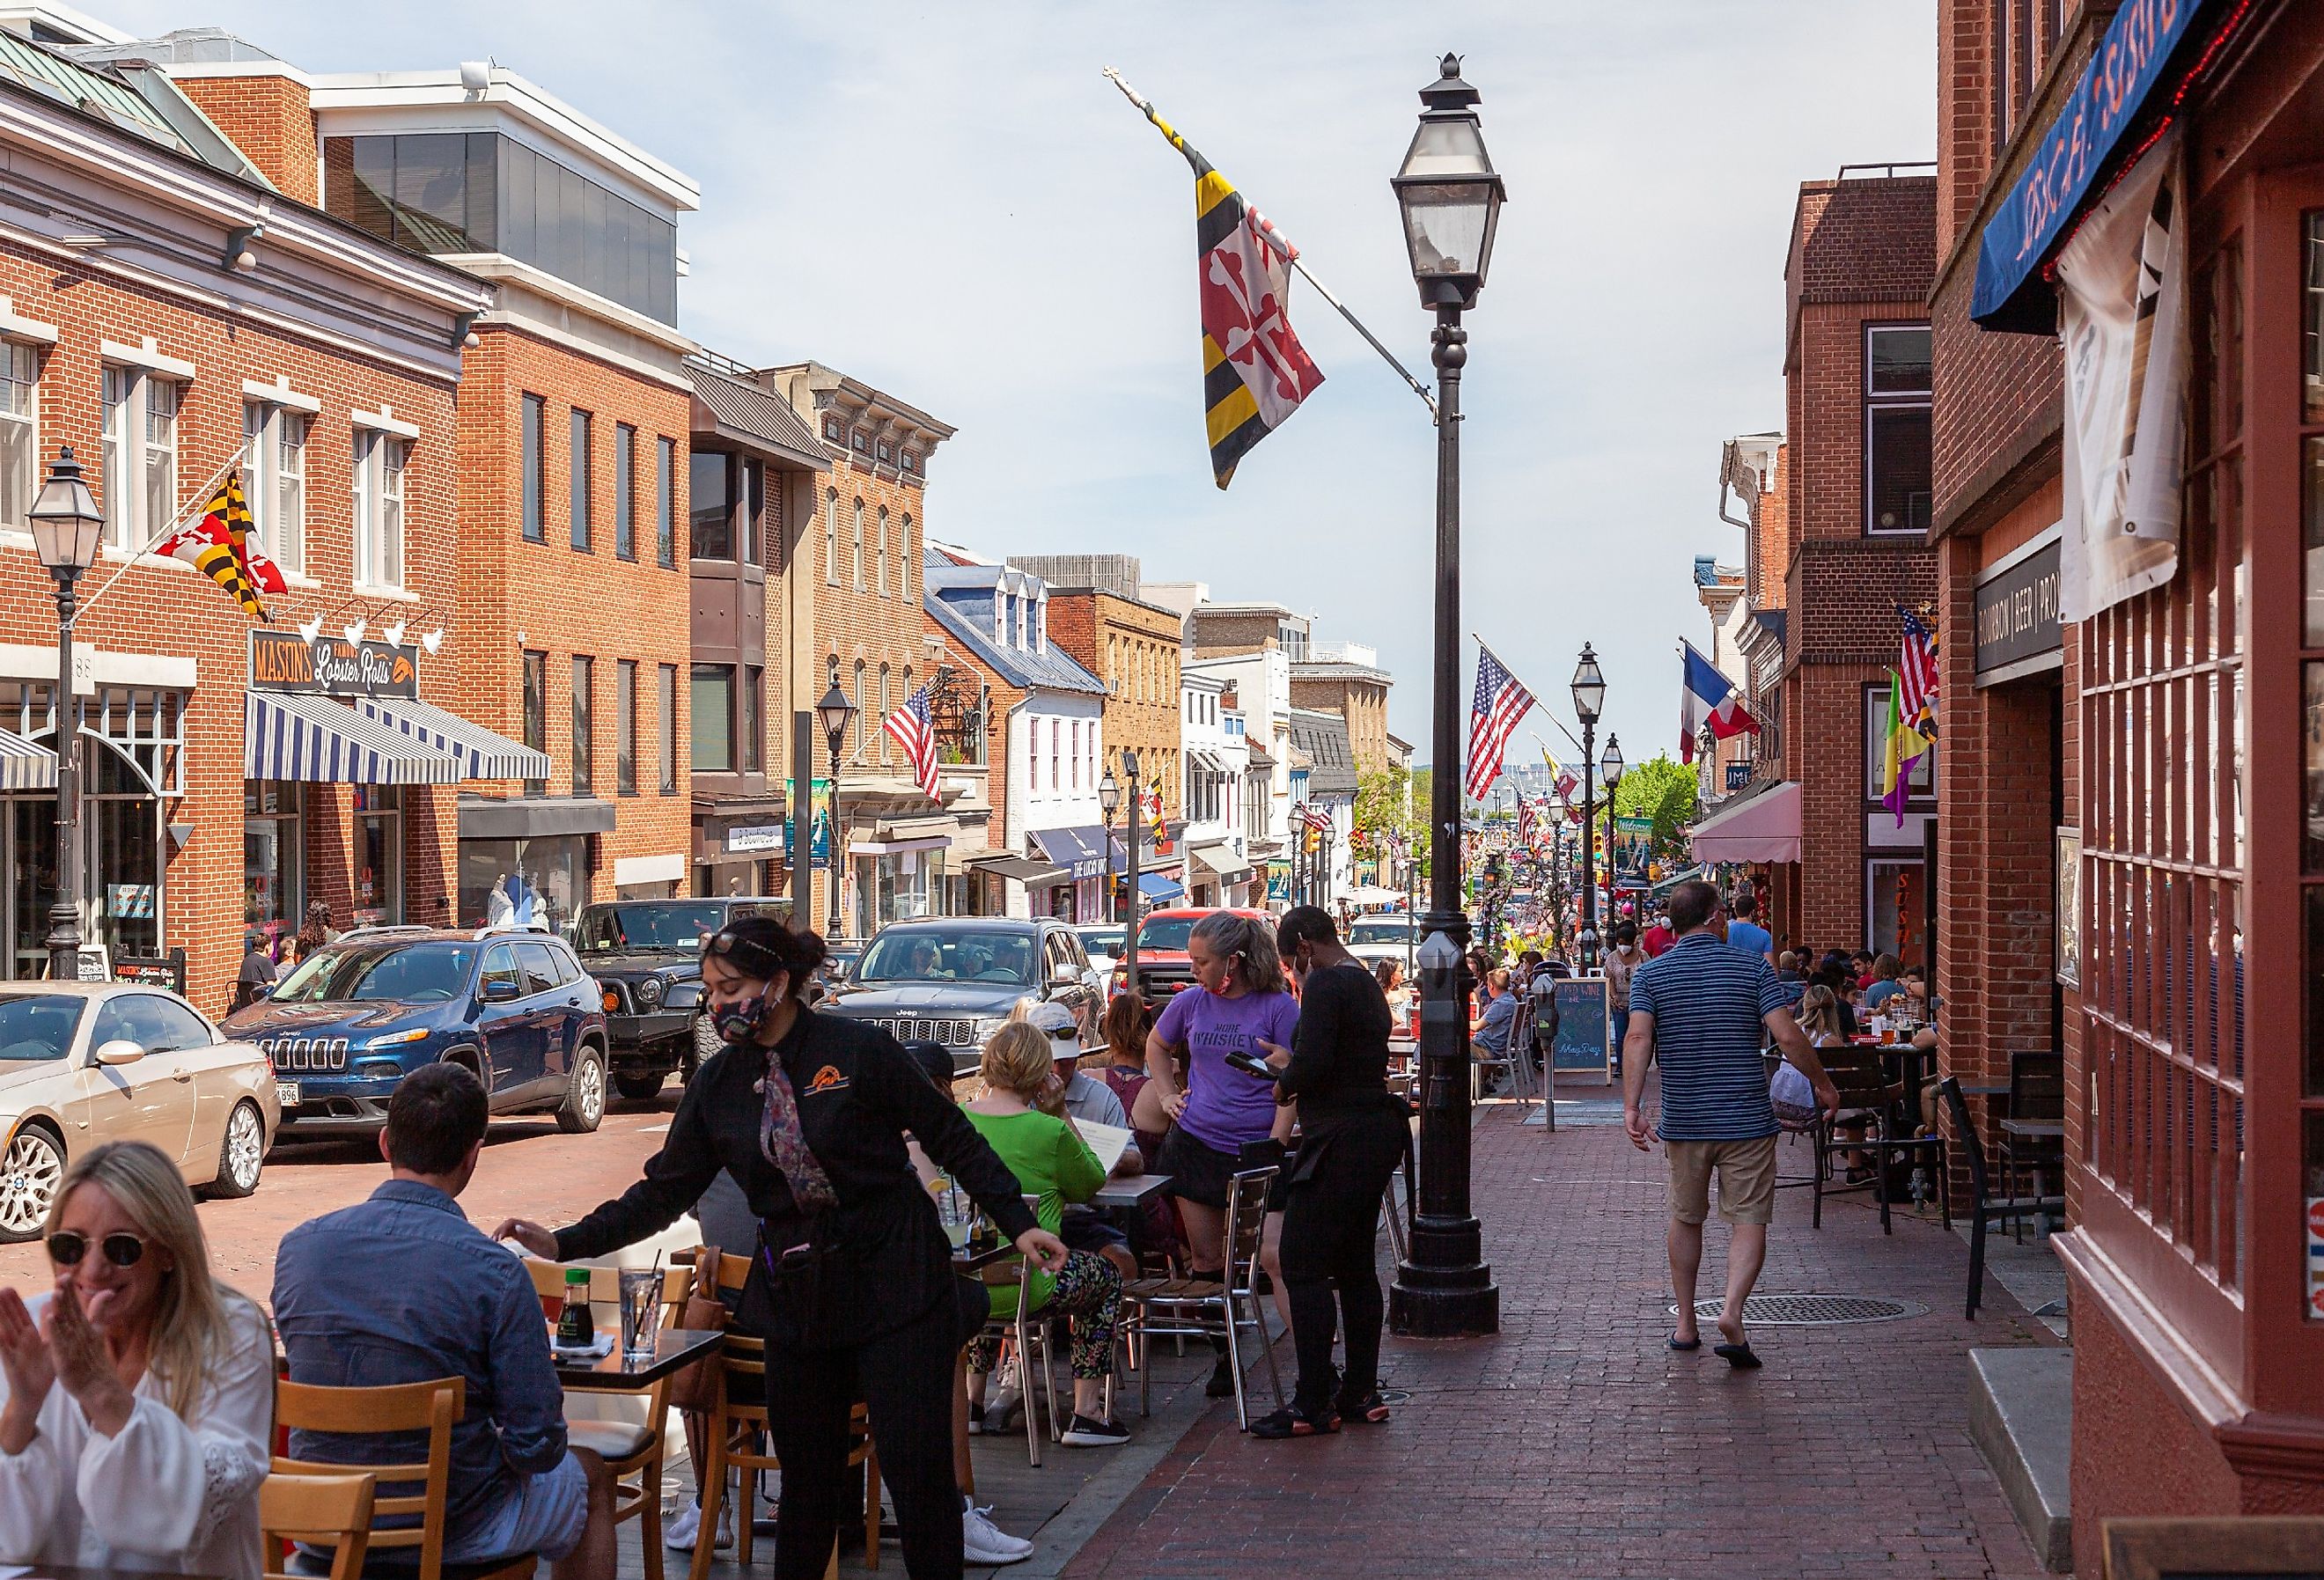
924,565,1105,697
22,29,266,180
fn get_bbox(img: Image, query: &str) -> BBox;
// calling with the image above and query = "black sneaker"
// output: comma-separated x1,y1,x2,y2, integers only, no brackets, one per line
966,1401,987,1435
1060,1413,1131,1446
1204,1357,1238,1398
1247,1403,1340,1438
1336,1388,1391,1424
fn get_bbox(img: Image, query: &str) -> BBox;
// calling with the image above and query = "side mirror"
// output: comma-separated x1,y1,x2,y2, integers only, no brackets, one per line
92,1039,143,1067
481,978,521,1003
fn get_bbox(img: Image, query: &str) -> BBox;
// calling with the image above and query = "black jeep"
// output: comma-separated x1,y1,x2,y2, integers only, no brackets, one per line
570,898,783,1099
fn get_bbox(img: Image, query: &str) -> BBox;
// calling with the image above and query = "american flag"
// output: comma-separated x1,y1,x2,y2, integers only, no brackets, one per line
883,684,940,798
1899,606,1939,739
1465,643,1537,801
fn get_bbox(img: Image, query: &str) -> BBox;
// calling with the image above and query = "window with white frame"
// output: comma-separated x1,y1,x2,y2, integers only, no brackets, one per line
824,489,840,585
241,401,307,574
102,367,182,550
876,506,888,597
900,514,913,600
1864,323,1933,536
1069,720,1079,789
0,342,35,529
352,430,408,591
851,497,864,591
143,378,177,547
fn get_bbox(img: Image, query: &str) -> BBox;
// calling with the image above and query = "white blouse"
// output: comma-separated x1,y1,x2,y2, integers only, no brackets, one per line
0,1291,273,1580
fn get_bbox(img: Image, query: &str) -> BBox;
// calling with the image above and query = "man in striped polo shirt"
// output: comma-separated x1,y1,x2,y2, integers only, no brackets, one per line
1622,879,1837,1367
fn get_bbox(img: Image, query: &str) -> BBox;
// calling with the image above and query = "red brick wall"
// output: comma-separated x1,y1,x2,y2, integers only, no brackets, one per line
0,244,460,1008
452,327,695,904
1047,589,1180,814
173,75,320,206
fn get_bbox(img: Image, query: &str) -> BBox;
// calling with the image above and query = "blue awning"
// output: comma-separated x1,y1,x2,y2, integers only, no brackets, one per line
1972,0,2231,330
356,695,551,783
1031,826,1109,882
1139,872,1183,902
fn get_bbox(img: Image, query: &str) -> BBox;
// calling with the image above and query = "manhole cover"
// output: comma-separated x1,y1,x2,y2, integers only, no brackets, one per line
1666,1294,1926,1326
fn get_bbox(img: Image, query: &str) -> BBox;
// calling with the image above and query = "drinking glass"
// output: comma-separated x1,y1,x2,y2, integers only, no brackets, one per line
618,1268,659,1363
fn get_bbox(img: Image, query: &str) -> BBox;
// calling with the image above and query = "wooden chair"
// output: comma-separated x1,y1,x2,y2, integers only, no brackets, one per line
1121,1165,1283,1431
1804,1045,1946,1234
1999,1051,2066,1240
969,1196,1065,1467
261,1471,374,1580
691,1250,879,1580
272,1375,535,1580
1938,1077,2065,1318
524,1259,693,1580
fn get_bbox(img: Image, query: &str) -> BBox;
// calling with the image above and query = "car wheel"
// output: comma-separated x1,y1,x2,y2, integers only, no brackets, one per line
688,1012,722,1079
557,1045,606,1134
613,1070,664,1102
209,1101,265,1199
0,1125,63,1243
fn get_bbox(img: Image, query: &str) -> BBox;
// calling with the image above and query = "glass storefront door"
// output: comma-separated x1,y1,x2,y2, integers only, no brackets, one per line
8,800,53,981
244,782,302,951
353,785,402,926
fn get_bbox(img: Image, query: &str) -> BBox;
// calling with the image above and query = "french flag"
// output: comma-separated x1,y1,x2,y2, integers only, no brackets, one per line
1680,642,1757,762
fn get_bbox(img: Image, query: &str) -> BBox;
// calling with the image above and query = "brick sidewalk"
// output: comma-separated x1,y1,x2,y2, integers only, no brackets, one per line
1062,1101,2059,1580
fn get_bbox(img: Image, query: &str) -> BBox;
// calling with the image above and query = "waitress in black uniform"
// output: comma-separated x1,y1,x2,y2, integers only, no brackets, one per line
1250,904,1410,1438
495,916,1066,1579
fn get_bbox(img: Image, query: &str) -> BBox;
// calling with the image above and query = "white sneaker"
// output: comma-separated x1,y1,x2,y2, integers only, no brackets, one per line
962,1499,1033,1565
663,1500,733,1552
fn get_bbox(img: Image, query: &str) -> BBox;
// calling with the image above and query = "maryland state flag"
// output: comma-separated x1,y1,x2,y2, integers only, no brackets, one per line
157,473,282,620
1127,93,1324,488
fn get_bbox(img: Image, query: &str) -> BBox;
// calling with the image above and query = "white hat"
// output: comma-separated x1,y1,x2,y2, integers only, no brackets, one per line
1024,999,1082,1055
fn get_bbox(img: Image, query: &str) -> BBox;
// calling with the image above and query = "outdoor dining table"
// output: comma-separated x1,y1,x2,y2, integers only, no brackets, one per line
553,1326,725,1392
1092,1172,1173,1209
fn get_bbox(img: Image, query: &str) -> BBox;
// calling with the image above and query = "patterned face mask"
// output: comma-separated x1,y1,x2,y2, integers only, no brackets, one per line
715,993,769,1045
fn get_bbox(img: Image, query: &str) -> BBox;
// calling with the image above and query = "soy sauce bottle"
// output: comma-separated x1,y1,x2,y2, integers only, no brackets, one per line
555,1267,593,1345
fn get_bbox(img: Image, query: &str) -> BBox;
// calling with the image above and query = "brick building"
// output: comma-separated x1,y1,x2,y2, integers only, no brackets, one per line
1927,0,2324,1559
1290,642,1393,775
0,23,489,1007
1700,169,1938,963
1035,579,1182,819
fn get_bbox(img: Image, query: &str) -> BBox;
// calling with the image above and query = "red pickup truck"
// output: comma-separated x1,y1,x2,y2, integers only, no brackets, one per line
1122,906,1276,1006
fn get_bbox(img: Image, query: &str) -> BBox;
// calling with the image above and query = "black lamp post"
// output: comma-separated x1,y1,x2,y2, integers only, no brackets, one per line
815,672,855,940
1389,53,1504,1341
28,448,101,983
1571,643,1605,971
1117,749,1142,997
1098,766,1122,922
1600,732,1626,924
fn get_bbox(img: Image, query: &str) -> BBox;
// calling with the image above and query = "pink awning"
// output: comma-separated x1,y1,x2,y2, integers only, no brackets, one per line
1689,780,1801,865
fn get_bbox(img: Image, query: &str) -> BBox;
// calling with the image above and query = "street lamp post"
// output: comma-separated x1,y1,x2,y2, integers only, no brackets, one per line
28,449,101,983
1600,732,1625,928
814,672,856,941
1571,643,1605,971
1389,53,1504,1340
1119,750,1142,997
1098,767,1122,923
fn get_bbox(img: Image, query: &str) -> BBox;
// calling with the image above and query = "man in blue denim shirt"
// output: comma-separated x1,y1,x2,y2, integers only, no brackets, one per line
274,1064,614,1579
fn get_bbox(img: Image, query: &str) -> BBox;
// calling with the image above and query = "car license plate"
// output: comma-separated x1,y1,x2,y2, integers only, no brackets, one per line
275,1081,299,1109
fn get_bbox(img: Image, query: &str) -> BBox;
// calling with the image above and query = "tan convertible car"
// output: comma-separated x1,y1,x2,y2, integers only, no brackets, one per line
0,982,282,1240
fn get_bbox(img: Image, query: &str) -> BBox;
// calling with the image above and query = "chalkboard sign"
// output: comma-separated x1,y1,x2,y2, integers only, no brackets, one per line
73,944,108,984
2103,1516,2324,1580
113,947,188,997
1549,977,1611,1084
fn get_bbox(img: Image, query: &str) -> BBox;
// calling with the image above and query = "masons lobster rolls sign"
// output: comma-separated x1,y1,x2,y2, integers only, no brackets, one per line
250,629,420,698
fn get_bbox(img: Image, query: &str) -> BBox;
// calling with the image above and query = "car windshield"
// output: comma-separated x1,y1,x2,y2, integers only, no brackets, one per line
1135,917,1198,952
0,995,83,1062
1347,918,1416,944
271,943,480,1005
573,903,731,952
857,930,1037,986
1077,929,1123,955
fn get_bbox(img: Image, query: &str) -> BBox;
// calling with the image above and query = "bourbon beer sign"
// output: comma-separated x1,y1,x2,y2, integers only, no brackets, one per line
250,628,420,698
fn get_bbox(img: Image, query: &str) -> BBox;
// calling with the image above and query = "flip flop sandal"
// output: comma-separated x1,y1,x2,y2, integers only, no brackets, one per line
1667,1335,1702,1351
1714,1342,1763,1370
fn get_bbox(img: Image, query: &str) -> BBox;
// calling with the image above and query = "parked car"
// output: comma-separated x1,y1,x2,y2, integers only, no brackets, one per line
820,916,1102,1076
224,931,608,1137
1342,913,1420,969
1122,907,1274,1005
570,898,783,1099
1074,925,1125,988
0,983,281,1241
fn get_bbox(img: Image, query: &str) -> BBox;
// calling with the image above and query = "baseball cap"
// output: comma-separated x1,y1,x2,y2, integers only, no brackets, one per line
1023,999,1082,1056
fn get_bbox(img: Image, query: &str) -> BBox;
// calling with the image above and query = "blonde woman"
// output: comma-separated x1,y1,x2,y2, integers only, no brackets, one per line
962,1021,1129,1447
0,1140,273,1578
1796,985,1847,1047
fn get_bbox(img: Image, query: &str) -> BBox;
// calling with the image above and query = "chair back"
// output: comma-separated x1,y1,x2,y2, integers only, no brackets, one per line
1220,1167,1276,1288
703,1250,769,1412
273,1376,464,1580
1937,1077,1989,1208
2008,1051,2065,1125
1820,1044,1894,1109
261,1471,376,1580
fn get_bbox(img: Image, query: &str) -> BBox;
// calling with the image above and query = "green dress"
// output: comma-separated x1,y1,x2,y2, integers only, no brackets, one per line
962,1106,1105,1317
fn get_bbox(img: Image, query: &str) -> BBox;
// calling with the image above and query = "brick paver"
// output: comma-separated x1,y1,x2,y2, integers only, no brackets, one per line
1063,1097,2058,1580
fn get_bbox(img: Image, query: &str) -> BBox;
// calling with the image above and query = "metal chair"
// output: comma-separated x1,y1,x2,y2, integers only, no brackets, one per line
971,1195,1065,1467
1998,1051,2066,1240
1122,1165,1283,1430
1938,1077,2064,1317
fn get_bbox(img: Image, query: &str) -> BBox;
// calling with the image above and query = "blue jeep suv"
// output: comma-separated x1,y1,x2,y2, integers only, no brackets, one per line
222,930,609,1136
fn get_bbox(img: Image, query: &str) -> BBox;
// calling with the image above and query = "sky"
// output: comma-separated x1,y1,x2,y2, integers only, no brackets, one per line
107,0,1938,764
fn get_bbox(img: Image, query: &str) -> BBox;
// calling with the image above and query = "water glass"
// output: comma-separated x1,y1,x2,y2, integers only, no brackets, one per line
618,1268,659,1363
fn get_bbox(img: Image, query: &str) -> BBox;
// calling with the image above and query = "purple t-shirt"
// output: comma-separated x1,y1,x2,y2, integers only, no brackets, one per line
1155,986,1300,1153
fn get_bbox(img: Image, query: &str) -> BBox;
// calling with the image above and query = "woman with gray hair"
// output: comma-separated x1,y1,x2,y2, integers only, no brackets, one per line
1144,910,1299,1400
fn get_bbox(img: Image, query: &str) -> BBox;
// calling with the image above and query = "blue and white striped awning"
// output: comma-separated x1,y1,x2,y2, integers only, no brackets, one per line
245,692,461,785
354,696,552,783
0,728,55,792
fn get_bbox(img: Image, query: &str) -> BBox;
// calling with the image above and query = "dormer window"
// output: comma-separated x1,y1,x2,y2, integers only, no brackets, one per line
1034,598,1047,653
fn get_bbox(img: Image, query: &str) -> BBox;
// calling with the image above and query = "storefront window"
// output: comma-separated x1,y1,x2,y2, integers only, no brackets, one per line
353,784,402,926
244,782,302,949
460,834,589,931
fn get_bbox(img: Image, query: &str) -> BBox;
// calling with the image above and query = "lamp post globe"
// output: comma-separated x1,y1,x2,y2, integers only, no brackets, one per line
1601,733,1624,791
1390,53,1501,1341
1570,643,1606,724
815,673,856,940
27,446,103,984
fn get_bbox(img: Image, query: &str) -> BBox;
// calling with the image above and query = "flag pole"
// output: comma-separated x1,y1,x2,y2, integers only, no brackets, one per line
77,440,251,619
1102,67,1439,420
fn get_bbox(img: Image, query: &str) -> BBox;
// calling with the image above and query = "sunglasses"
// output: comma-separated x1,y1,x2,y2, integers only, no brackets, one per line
47,1231,147,1268
702,928,785,979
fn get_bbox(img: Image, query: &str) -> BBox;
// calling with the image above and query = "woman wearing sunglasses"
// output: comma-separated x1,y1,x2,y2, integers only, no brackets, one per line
0,1140,272,1578
496,915,1068,1580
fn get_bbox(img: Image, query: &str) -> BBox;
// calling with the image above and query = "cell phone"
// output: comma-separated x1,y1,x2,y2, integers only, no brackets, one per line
1224,1049,1283,1081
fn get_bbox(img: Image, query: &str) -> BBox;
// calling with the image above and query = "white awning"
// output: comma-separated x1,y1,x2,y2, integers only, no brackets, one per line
354,696,552,783
245,693,462,785
0,727,55,791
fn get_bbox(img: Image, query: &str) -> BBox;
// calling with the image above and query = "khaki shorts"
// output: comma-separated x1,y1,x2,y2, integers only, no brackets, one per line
1665,1135,1778,1226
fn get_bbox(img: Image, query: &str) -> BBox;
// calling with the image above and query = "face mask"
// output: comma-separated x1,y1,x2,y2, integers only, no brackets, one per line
715,992,769,1044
